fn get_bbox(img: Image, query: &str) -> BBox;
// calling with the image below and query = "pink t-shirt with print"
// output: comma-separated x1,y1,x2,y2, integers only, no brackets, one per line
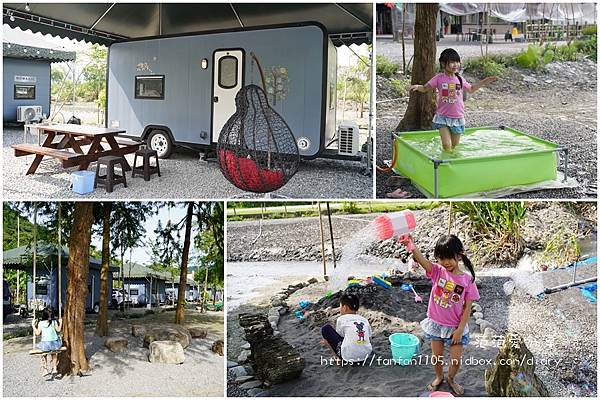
426,263,480,327
426,73,472,119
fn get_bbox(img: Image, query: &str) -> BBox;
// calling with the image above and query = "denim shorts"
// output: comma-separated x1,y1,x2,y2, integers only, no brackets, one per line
421,318,470,346
38,338,63,352
433,114,465,134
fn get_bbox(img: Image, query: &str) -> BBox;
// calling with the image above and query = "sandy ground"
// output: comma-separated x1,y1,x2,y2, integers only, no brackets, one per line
2,127,372,200
3,309,224,397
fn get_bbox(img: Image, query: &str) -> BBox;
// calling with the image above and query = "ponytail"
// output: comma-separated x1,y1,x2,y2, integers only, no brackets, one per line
461,253,476,282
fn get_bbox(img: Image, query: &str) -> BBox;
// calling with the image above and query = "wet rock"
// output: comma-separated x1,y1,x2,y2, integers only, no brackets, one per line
105,337,128,353
247,388,265,396
144,326,191,349
241,342,251,350
189,327,208,338
307,277,319,285
212,339,224,356
485,332,549,396
278,306,289,316
483,327,497,340
228,361,239,368
472,303,483,313
472,311,484,320
148,341,185,364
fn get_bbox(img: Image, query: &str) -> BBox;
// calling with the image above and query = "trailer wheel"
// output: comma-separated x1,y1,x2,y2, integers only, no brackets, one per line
93,303,100,314
147,130,173,159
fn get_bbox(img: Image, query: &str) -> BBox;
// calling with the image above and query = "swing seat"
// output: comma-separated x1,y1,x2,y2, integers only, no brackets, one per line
219,149,285,192
29,346,67,355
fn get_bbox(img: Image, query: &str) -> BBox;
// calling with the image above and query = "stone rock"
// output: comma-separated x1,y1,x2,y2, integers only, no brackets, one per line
212,340,224,356
189,327,208,338
235,375,255,384
472,312,484,320
239,380,263,390
227,361,239,368
503,280,516,295
472,303,483,313
131,324,146,338
241,342,251,350
307,277,318,284
485,332,549,396
268,315,279,327
523,76,538,83
148,341,185,364
238,313,305,384
105,337,128,353
267,308,280,318
278,307,289,316
144,326,191,349
478,319,495,332
247,388,265,397
483,328,497,339
238,349,251,363
230,365,248,378
271,298,283,307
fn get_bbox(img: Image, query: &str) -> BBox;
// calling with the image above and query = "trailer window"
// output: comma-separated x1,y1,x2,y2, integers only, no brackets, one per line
135,75,165,99
14,84,36,99
218,56,238,89
35,283,48,295
129,289,139,295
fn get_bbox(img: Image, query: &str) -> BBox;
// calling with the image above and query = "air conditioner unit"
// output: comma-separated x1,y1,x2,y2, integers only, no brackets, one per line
17,105,43,122
337,121,360,156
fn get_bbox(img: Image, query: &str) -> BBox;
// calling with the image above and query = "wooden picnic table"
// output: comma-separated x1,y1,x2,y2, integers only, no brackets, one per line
12,123,142,175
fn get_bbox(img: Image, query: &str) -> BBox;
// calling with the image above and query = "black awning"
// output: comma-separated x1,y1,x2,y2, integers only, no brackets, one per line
3,3,372,46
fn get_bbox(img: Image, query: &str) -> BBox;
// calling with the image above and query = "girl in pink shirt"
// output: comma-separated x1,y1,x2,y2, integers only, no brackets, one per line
409,48,497,151
400,234,480,396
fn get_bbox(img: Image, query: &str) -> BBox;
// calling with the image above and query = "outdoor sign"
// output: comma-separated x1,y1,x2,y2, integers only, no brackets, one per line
14,75,37,83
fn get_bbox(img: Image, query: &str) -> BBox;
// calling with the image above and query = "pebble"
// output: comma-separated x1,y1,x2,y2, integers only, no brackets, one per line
229,366,248,378
241,343,251,350
227,361,239,368
239,380,263,390
247,388,265,396
472,312,484,320
237,350,251,363
235,375,255,384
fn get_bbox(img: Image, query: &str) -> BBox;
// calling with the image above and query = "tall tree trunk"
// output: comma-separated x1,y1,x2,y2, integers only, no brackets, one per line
96,202,112,337
175,202,193,324
59,202,93,375
397,3,439,132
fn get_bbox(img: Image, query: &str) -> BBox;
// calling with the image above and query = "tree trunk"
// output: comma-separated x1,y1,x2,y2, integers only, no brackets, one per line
175,202,193,324
201,267,209,313
96,202,111,337
59,202,93,375
397,3,439,132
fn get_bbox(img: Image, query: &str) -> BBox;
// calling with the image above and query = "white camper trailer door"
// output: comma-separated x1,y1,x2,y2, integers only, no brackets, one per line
212,50,243,143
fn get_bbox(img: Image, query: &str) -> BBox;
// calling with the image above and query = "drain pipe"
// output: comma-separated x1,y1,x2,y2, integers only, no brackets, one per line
544,257,597,294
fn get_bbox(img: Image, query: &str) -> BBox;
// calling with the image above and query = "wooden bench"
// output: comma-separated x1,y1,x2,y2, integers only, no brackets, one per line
12,143,79,160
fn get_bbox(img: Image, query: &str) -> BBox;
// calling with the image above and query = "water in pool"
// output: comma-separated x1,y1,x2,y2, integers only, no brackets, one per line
405,129,554,160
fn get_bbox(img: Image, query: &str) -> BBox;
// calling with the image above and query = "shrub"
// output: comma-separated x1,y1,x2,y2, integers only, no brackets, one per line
582,25,597,36
464,57,506,78
574,36,597,61
514,44,554,70
389,78,410,97
553,43,578,61
376,55,400,78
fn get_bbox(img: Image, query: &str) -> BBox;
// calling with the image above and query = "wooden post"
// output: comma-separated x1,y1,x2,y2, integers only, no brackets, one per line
58,203,62,319
318,202,327,278
32,204,37,348
326,203,337,269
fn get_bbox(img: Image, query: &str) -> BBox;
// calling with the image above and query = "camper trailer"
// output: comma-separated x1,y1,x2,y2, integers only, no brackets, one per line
27,267,112,314
106,22,350,160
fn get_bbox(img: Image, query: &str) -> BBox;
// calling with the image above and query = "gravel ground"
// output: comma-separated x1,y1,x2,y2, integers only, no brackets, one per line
376,36,572,64
2,128,372,200
3,309,224,397
376,51,597,198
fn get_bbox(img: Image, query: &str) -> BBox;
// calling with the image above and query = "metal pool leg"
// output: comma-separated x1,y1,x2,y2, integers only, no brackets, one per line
433,160,441,198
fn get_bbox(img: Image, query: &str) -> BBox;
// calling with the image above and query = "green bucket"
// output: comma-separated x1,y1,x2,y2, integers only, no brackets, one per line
389,332,419,365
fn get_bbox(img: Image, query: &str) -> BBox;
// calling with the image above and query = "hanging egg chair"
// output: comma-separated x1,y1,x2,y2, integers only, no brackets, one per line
217,54,299,193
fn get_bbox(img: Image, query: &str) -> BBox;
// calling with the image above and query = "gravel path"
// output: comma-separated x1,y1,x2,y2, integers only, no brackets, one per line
375,56,597,199
3,310,224,397
2,129,372,200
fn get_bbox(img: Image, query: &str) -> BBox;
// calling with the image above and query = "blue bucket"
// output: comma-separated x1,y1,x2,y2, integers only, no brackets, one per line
389,333,419,365
71,170,95,195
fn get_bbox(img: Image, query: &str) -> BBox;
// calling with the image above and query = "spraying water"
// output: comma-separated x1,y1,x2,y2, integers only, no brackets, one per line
328,222,407,292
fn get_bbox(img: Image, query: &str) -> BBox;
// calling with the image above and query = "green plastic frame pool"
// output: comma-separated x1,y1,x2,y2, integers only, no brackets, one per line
392,126,568,198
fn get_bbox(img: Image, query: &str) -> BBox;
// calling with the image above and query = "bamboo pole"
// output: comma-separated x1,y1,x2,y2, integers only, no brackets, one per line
326,203,337,269
32,204,38,349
